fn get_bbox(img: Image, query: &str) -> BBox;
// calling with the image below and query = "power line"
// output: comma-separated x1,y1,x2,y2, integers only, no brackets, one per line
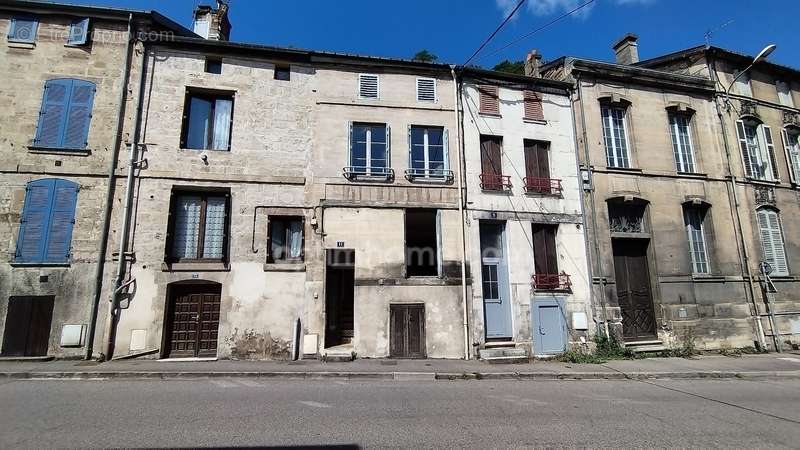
463,0,527,67
478,0,597,63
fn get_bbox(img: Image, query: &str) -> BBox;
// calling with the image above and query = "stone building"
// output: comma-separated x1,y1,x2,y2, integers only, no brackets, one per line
459,64,593,359
542,36,762,351
638,44,800,350
0,0,192,358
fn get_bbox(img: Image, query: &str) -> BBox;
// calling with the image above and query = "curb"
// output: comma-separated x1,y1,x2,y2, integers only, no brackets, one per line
2,370,799,381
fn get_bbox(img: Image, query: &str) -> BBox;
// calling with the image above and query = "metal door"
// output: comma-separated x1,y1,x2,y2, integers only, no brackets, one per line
534,303,566,354
480,222,512,339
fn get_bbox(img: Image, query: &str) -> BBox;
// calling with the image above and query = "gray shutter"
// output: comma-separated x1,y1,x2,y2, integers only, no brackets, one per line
347,121,353,167
763,125,779,181
407,124,412,172
781,128,798,184
735,120,753,177
386,123,391,171
443,128,450,171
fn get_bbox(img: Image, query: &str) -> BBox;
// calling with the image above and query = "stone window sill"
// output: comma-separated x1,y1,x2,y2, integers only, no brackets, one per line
9,262,70,268
162,261,230,272
677,172,708,179
523,118,547,125
263,262,306,272
28,146,92,156
604,166,643,174
8,41,35,49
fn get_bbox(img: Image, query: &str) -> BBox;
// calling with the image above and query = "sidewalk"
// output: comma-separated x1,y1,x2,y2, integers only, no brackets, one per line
1,352,799,381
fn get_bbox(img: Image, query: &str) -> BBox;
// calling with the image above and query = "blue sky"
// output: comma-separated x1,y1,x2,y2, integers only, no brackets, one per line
64,0,798,69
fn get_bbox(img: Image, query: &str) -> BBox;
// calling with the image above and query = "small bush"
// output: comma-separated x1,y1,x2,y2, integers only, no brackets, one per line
557,330,637,364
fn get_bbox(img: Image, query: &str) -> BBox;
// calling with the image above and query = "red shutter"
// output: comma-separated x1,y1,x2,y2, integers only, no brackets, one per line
478,85,499,115
524,90,544,121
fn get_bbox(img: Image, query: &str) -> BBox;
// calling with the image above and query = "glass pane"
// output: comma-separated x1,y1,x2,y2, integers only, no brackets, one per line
410,127,425,146
427,128,443,146
370,125,386,144
352,125,367,142
202,196,226,259
270,220,287,261
411,144,425,169
288,220,303,258
212,98,232,150
186,96,212,149
370,143,386,168
351,141,367,168
172,196,202,259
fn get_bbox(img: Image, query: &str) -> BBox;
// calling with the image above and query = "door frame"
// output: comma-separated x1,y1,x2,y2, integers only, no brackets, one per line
531,297,567,355
161,280,222,359
611,237,659,341
479,220,513,340
1,295,55,357
323,248,356,349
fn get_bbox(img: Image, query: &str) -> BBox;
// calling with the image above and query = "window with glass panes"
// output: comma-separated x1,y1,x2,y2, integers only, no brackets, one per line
683,206,709,274
350,123,388,173
409,126,446,177
601,104,630,168
268,216,303,263
669,112,696,173
169,193,228,261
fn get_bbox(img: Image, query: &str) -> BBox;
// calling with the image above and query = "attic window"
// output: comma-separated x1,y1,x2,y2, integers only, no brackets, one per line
205,57,222,74
358,73,379,99
274,65,290,81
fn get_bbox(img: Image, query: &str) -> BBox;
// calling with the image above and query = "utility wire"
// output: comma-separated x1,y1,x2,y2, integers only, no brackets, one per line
463,0,527,67
478,0,597,63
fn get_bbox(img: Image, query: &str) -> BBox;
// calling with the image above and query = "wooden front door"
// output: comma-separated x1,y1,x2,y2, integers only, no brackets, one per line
1,296,54,357
390,304,425,358
612,239,657,341
165,284,221,358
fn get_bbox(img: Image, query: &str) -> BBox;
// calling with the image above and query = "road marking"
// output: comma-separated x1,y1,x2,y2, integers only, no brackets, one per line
209,379,238,388
777,357,800,363
299,401,332,408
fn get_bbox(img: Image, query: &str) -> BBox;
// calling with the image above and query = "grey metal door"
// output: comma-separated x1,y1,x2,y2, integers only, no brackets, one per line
535,304,566,354
480,223,512,339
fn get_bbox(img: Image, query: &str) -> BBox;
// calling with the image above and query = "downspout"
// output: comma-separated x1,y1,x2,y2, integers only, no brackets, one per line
575,72,610,337
451,66,471,360
707,51,767,350
103,35,148,360
85,13,135,360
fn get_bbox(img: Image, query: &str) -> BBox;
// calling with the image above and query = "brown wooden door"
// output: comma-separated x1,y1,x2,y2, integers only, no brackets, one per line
390,304,425,358
612,240,656,340
1,296,54,357
166,284,221,358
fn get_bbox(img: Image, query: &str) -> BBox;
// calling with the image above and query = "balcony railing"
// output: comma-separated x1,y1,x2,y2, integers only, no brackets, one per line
479,173,512,191
343,166,394,181
405,168,454,183
532,272,571,291
524,177,562,195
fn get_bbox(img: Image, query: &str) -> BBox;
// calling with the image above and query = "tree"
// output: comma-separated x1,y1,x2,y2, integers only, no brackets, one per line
492,60,525,75
412,50,438,63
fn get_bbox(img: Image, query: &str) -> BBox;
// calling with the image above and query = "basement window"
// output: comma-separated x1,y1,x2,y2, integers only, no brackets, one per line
205,57,222,74
405,209,441,277
274,65,291,81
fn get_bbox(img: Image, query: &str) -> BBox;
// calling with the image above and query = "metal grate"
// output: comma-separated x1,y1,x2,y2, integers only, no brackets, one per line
416,78,436,102
358,74,379,99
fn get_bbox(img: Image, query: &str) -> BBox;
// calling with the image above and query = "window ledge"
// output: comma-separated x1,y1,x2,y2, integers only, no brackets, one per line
28,146,92,156
677,172,708,179
691,274,726,281
604,166,642,173
745,178,780,186
8,41,35,49
161,262,230,272
523,118,547,125
478,112,501,118
9,262,70,268
263,262,306,272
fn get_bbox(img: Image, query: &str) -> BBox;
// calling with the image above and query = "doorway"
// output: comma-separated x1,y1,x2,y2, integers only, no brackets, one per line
325,249,355,349
612,239,657,341
164,282,221,358
532,299,566,355
1,296,55,357
390,304,426,358
480,222,512,340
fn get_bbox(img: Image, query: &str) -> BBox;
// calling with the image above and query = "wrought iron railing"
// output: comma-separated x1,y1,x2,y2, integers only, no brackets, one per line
523,177,562,195
532,272,571,291
404,168,454,182
342,166,394,181
479,173,512,191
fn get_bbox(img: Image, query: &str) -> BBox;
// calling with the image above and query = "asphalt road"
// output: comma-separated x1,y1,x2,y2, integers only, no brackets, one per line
1,377,799,448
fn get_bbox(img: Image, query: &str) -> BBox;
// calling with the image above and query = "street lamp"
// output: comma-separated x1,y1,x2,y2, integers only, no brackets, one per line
724,44,777,101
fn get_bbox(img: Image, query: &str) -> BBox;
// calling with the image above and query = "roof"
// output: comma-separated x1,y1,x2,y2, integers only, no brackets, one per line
0,0,197,36
636,45,800,79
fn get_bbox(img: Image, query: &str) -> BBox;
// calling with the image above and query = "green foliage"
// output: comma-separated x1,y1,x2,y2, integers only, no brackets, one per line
558,330,636,364
492,59,525,75
412,50,438,63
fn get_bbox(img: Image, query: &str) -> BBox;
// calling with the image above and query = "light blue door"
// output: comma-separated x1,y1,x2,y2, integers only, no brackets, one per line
480,223,512,339
534,302,566,354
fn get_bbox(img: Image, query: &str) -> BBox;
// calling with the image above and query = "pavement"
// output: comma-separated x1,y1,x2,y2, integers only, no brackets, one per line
2,376,799,448
2,352,800,381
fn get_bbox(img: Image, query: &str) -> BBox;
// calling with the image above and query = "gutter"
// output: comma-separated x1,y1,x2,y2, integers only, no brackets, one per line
452,66,471,360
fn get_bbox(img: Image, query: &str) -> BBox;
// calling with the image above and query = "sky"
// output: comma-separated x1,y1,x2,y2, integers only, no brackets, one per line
62,0,799,69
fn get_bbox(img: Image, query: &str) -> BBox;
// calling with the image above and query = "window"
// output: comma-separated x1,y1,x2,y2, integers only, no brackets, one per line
34,78,96,149
204,57,222,74
669,112,696,173
524,140,560,194
733,70,752,97
274,65,290,81
608,201,646,233
478,85,499,115
348,122,389,175
532,224,558,275
777,81,794,108
479,135,508,191
405,209,440,277
358,74,379,99
8,16,38,43
523,90,544,121
601,104,630,168
416,77,436,102
683,205,710,274
67,18,90,46
409,126,447,177
181,91,234,151
268,216,303,263
757,208,788,276
735,120,779,181
167,192,229,262
15,179,78,264
781,127,800,183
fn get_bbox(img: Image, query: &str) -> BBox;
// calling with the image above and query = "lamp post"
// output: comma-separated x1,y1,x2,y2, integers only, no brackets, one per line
723,44,776,106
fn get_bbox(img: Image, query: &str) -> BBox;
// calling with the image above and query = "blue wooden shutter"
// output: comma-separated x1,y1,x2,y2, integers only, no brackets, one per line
9,17,38,43
67,18,90,45
62,80,95,149
44,180,79,263
15,179,55,262
35,80,71,148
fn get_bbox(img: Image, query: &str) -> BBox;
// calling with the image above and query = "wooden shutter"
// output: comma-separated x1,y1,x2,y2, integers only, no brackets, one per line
63,80,95,149
35,80,71,148
524,90,544,121
480,135,502,176
524,140,550,179
478,85,499,115
781,128,798,184
416,78,436,102
758,210,788,276
763,125,779,181
44,180,78,263
532,223,558,275
358,74,379,99
15,180,54,262
735,120,754,177
9,17,38,42
67,18,90,45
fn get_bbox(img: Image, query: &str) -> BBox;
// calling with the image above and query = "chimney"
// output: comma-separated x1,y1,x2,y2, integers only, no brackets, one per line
524,49,543,77
612,33,639,65
193,0,231,41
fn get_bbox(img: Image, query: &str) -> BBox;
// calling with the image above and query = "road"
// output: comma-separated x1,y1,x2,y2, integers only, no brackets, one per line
1,377,799,448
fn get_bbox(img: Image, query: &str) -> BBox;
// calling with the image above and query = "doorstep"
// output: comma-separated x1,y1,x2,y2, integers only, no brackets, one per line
0,356,55,362
157,357,218,363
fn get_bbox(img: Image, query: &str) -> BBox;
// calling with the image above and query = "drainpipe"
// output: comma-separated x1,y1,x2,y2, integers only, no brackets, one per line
451,66,471,360
103,37,148,360
575,73,610,338
85,14,135,360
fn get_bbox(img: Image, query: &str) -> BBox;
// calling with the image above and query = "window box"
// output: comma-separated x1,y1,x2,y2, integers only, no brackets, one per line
532,272,571,291
524,177,562,195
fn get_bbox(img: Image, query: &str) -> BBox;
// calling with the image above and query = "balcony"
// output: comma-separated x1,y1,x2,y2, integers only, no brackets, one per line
532,272,571,291
479,173,512,192
404,168,454,183
343,166,394,182
524,177,562,196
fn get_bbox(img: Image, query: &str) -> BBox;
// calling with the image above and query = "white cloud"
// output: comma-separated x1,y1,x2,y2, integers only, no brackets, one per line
496,0,655,18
